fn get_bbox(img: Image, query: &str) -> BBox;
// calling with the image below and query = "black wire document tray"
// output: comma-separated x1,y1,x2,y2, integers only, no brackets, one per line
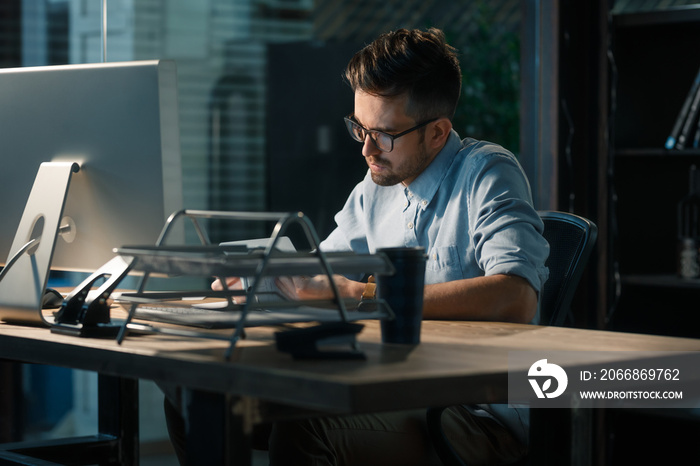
66,210,396,360
126,299,358,330
114,246,395,329
115,246,393,279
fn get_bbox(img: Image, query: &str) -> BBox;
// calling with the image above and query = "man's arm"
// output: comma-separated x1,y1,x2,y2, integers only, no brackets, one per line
422,274,537,324
279,273,537,324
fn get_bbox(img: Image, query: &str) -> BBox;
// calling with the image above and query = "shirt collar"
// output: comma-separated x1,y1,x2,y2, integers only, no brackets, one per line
403,130,462,208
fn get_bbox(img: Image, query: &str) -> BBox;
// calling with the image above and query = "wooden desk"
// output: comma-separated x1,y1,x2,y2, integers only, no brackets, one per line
1,319,700,465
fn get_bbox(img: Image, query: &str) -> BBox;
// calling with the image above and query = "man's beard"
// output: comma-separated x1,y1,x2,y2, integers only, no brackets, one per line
370,143,430,187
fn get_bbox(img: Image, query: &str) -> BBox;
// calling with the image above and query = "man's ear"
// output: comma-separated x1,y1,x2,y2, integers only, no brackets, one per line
428,118,453,149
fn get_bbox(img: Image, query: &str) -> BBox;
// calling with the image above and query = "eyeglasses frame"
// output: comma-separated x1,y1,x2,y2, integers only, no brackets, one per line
343,114,439,153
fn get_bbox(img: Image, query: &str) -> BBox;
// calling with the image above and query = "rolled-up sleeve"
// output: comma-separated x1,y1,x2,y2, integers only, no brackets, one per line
468,152,550,293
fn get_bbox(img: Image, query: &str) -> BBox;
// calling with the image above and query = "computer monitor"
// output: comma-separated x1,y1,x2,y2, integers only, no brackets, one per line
0,60,183,325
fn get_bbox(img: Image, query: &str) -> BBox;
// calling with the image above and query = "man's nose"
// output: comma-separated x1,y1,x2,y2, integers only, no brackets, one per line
362,134,381,157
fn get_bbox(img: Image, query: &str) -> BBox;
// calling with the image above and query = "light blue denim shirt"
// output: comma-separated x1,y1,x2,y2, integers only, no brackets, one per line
321,130,549,294
320,131,550,445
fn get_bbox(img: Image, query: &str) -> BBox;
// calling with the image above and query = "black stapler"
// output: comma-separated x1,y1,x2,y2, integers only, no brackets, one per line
275,321,366,360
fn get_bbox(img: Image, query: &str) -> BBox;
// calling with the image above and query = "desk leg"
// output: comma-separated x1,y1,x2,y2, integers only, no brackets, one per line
0,361,22,443
529,405,594,466
184,390,252,466
98,374,139,466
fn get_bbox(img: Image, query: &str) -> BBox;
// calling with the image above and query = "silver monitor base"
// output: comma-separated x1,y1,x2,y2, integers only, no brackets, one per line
0,162,79,326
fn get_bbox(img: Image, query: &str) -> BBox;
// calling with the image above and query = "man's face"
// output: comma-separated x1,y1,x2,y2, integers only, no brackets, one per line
352,91,434,186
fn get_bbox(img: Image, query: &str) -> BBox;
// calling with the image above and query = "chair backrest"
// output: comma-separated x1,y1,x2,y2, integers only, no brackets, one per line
538,210,598,327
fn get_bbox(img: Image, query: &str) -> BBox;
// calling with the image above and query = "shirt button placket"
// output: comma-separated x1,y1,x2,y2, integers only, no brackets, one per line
404,189,418,245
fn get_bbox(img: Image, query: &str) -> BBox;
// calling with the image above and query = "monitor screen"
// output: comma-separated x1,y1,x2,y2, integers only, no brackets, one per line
0,60,183,273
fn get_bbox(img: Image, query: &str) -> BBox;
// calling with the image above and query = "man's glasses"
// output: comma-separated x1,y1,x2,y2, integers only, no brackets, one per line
344,115,438,153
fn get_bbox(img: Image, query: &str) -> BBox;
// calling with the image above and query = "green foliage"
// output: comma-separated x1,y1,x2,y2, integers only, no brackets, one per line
445,4,520,154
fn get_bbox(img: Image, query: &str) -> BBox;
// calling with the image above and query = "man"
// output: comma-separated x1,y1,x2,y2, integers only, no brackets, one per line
264,28,549,465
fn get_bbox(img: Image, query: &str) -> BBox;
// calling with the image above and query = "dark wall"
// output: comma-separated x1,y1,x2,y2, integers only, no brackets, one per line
0,1,20,68
267,42,366,247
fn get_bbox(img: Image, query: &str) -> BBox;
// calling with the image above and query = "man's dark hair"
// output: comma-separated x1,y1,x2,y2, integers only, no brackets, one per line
345,28,462,121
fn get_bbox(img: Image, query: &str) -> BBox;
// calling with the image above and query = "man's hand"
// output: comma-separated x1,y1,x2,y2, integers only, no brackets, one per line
211,277,243,291
275,275,364,301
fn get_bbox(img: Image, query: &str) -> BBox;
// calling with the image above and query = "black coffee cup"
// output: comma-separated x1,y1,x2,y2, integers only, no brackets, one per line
376,247,427,344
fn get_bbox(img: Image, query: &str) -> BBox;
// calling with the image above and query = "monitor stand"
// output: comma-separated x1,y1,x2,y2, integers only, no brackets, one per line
0,162,79,326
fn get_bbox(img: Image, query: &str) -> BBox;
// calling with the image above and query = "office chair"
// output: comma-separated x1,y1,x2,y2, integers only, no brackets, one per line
535,210,598,326
426,210,598,466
